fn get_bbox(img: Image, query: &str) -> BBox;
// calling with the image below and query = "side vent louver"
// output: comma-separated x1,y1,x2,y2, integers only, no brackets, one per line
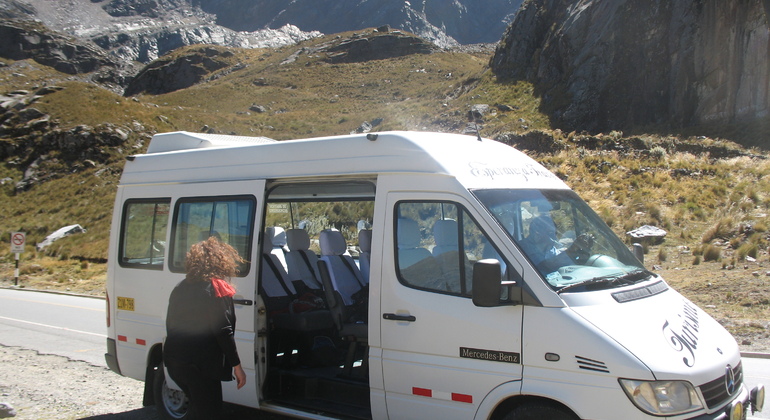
576,356,610,373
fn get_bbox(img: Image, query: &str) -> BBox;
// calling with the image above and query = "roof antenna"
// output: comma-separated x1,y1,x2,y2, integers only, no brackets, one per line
468,106,483,141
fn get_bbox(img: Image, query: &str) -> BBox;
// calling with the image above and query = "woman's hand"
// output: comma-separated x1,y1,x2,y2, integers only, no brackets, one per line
233,364,246,389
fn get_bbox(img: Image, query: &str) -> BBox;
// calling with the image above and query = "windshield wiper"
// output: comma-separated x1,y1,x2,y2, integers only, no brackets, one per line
557,268,654,294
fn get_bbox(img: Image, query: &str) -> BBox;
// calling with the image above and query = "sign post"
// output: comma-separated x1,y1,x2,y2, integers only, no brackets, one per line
10,232,25,286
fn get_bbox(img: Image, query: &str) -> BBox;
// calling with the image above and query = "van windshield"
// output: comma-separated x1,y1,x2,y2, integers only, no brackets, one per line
473,189,651,292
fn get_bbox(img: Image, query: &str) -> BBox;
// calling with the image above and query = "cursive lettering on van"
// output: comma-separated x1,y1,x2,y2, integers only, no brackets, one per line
468,162,559,182
662,300,701,367
460,347,520,364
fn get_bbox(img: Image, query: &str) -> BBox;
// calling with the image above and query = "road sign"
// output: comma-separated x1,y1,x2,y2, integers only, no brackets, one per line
11,232,25,253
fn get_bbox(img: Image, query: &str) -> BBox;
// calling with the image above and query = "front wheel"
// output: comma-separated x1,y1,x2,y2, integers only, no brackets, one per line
503,403,578,420
153,362,189,420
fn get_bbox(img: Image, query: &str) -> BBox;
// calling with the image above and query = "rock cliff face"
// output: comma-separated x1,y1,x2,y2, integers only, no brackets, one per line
0,20,134,90
0,20,118,75
491,0,770,132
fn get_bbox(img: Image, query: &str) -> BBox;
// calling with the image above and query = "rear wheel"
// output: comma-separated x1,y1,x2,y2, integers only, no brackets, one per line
152,362,189,420
503,402,577,420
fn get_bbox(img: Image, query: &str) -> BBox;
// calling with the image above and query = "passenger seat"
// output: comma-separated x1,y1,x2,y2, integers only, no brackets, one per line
265,226,289,272
285,228,324,292
318,229,366,307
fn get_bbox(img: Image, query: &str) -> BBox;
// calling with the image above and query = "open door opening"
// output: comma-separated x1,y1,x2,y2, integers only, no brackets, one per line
258,180,375,418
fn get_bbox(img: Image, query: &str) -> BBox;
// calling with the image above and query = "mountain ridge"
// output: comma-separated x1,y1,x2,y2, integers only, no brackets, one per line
2,0,523,62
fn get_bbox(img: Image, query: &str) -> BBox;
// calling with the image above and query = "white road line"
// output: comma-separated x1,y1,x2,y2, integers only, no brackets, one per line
0,315,105,338
0,295,102,311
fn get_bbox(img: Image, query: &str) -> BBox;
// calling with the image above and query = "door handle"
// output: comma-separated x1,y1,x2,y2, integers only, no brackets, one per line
383,313,416,322
233,299,253,306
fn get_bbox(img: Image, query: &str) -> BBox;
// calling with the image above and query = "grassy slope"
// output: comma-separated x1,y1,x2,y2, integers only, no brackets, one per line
0,32,768,348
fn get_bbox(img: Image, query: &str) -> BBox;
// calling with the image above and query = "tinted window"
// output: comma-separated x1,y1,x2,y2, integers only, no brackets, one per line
395,201,513,296
119,200,170,269
170,196,255,275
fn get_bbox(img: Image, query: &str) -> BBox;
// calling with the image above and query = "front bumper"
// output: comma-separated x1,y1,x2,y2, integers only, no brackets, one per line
689,383,765,420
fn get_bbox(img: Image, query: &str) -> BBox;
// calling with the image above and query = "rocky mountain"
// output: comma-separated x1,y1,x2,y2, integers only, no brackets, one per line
191,0,521,45
490,0,770,133
124,26,439,95
2,0,522,66
0,19,135,90
1,0,323,64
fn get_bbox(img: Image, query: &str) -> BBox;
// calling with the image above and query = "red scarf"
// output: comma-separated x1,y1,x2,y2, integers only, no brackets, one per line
211,278,236,298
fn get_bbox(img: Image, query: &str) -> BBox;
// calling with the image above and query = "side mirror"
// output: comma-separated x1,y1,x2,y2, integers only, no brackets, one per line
472,259,503,307
632,243,644,264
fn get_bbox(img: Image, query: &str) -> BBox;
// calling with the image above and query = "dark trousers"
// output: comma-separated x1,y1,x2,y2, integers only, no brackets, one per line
166,358,223,420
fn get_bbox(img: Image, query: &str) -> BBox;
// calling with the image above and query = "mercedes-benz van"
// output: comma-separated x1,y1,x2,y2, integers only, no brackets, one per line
105,131,764,419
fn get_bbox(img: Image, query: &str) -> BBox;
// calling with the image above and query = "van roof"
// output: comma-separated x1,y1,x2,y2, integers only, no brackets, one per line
120,131,567,190
145,131,276,154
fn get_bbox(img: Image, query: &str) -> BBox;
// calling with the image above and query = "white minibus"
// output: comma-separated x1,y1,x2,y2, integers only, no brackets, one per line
105,131,764,419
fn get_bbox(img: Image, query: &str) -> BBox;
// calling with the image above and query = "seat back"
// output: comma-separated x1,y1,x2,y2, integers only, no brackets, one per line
285,228,323,290
260,235,297,313
358,229,372,284
318,229,365,306
432,219,458,256
266,226,289,271
316,259,344,330
397,218,433,269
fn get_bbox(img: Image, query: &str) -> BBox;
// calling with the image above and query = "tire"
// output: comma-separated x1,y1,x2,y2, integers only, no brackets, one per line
153,362,190,420
503,403,578,420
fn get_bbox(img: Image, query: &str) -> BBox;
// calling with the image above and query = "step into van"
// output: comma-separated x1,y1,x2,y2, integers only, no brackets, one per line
105,131,764,419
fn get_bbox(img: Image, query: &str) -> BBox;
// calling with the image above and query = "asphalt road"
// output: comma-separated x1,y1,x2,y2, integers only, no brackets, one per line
0,287,106,366
0,287,766,419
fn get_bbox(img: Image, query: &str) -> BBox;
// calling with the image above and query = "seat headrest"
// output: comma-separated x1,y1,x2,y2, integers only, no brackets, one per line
358,229,372,253
266,226,287,247
397,218,421,249
320,229,347,256
433,219,458,246
286,228,310,251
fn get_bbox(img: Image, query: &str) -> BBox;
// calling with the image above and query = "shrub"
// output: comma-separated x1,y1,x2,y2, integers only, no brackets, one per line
693,255,701,265
657,247,667,262
703,244,721,262
650,146,667,160
737,243,758,261
702,218,734,244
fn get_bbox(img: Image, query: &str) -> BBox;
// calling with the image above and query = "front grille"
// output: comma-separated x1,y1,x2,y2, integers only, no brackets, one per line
699,362,743,409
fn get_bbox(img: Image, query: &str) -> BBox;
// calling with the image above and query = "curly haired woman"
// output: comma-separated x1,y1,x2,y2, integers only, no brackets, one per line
163,236,247,419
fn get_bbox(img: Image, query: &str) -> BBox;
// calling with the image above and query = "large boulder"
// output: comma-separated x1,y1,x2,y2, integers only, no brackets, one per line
0,20,120,75
324,30,438,63
123,46,237,96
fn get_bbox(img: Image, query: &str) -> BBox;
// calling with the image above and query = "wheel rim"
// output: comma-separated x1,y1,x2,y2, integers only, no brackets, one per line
161,378,188,419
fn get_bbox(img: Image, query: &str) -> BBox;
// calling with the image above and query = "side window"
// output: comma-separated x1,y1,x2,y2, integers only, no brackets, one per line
119,199,170,269
170,196,255,275
395,201,510,296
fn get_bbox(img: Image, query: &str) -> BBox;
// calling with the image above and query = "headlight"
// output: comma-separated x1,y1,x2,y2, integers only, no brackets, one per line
620,379,704,416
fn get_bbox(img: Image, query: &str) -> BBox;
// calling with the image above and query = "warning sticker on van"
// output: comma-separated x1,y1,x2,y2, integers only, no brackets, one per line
117,297,135,311
460,347,520,364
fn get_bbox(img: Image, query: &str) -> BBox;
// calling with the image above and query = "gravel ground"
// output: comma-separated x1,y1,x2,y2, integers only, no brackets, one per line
0,345,286,420
0,345,157,420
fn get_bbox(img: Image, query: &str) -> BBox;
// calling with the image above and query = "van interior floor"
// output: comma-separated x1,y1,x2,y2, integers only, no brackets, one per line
266,366,371,419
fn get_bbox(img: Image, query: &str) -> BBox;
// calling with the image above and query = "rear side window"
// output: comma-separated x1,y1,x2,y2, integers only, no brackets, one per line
169,196,256,275
119,199,171,269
